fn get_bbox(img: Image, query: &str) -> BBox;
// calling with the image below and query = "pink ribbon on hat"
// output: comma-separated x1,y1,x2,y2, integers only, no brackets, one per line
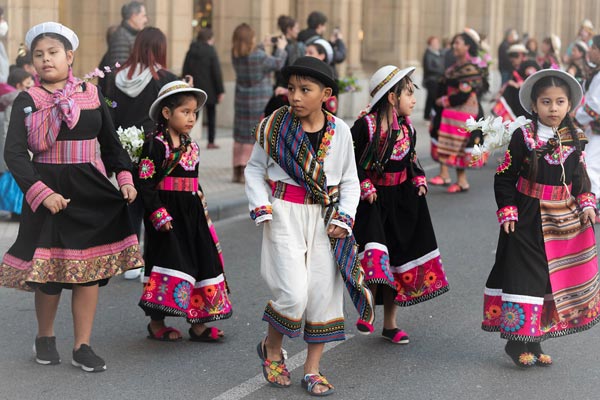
26,69,82,153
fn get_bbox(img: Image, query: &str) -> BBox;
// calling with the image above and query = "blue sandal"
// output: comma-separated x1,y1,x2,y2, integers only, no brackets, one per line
301,373,335,397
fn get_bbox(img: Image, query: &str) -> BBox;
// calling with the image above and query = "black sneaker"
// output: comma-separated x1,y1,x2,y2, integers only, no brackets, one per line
34,336,61,365
72,344,106,372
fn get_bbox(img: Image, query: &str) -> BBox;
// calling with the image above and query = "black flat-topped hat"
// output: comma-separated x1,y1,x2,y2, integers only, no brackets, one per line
282,56,338,95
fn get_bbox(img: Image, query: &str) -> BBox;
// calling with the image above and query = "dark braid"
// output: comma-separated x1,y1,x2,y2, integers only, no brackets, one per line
526,112,540,182
563,114,591,193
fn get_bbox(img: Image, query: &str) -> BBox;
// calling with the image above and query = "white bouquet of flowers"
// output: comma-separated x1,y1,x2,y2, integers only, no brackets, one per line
116,125,145,164
466,115,531,159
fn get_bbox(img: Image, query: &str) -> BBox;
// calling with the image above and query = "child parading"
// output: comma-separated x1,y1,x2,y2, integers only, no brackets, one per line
351,65,449,343
482,69,600,368
244,56,374,396
137,80,232,342
0,22,143,372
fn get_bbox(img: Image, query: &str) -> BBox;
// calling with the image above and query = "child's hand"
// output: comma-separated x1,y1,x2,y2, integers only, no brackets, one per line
366,193,377,204
43,193,71,215
121,184,137,204
502,221,515,234
581,208,596,225
327,224,348,238
160,221,173,232
417,186,427,196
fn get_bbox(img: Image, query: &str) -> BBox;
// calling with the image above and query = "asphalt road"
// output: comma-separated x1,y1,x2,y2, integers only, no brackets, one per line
1,129,600,400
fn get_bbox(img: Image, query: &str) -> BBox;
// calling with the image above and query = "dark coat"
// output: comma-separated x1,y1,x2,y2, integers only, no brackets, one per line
182,42,224,105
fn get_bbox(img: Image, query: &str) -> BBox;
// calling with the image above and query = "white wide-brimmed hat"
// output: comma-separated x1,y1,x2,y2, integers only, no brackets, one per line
25,21,79,51
366,65,415,112
550,34,561,53
519,69,583,113
149,81,208,122
507,43,528,55
308,38,334,65
463,27,481,44
574,39,589,53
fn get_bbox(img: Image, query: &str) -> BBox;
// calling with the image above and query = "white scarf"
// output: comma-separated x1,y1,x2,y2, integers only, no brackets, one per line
115,64,161,98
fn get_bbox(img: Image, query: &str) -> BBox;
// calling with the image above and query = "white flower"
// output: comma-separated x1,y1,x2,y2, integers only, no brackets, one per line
465,115,530,154
117,125,145,163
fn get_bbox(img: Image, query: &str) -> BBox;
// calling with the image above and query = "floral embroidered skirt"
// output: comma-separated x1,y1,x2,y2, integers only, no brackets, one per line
139,190,232,323
482,195,600,341
353,181,449,307
0,164,143,291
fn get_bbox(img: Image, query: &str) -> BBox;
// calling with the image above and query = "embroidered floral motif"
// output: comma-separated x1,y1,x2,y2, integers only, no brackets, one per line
139,158,156,179
179,142,200,171
501,302,525,332
390,128,411,161
173,281,192,309
519,352,537,366
332,209,354,228
522,126,543,151
544,145,575,165
424,271,437,287
250,205,272,220
496,150,512,174
150,207,173,230
411,175,427,188
316,113,336,162
360,179,376,200
485,305,502,320
577,193,597,210
497,205,518,224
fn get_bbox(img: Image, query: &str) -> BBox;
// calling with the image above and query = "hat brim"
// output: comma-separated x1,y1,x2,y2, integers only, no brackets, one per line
519,69,583,114
149,87,208,122
282,65,338,96
367,67,416,113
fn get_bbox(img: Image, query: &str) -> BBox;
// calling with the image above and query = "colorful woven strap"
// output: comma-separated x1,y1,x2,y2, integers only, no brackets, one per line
516,177,571,200
366,169,408,186
157,176,198,192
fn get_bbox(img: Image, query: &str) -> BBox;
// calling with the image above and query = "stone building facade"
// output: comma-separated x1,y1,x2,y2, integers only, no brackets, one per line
3,0,600,125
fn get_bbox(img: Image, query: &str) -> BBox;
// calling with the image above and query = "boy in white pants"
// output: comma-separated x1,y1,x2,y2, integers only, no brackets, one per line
245,56,374,396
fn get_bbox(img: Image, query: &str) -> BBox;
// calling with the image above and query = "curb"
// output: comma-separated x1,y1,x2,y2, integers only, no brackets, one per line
207,194,248,222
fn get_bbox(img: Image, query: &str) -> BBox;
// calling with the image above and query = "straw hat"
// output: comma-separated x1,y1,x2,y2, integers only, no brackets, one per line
25,21,79,51
366,65,415,112
519,69,582,113
149,81,208,122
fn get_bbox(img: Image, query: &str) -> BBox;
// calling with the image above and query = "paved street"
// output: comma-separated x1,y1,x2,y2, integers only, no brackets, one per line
1,118,600,400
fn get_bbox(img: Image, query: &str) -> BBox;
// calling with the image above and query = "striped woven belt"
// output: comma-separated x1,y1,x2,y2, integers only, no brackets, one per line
157,177,198,192
367,169,408,186
517,176,571,200
33,139,99,164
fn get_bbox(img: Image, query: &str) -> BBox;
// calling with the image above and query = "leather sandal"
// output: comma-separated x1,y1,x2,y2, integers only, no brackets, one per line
301,373,335,396
257,338,291,388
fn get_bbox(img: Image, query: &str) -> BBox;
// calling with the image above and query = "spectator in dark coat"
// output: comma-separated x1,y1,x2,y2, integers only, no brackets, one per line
101,1,148,98
182,28,225,149
298,11,327,43
422,36,444,120
498,28,519,85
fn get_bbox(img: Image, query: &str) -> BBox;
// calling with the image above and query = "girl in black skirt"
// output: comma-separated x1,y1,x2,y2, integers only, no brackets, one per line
137,81,232,342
